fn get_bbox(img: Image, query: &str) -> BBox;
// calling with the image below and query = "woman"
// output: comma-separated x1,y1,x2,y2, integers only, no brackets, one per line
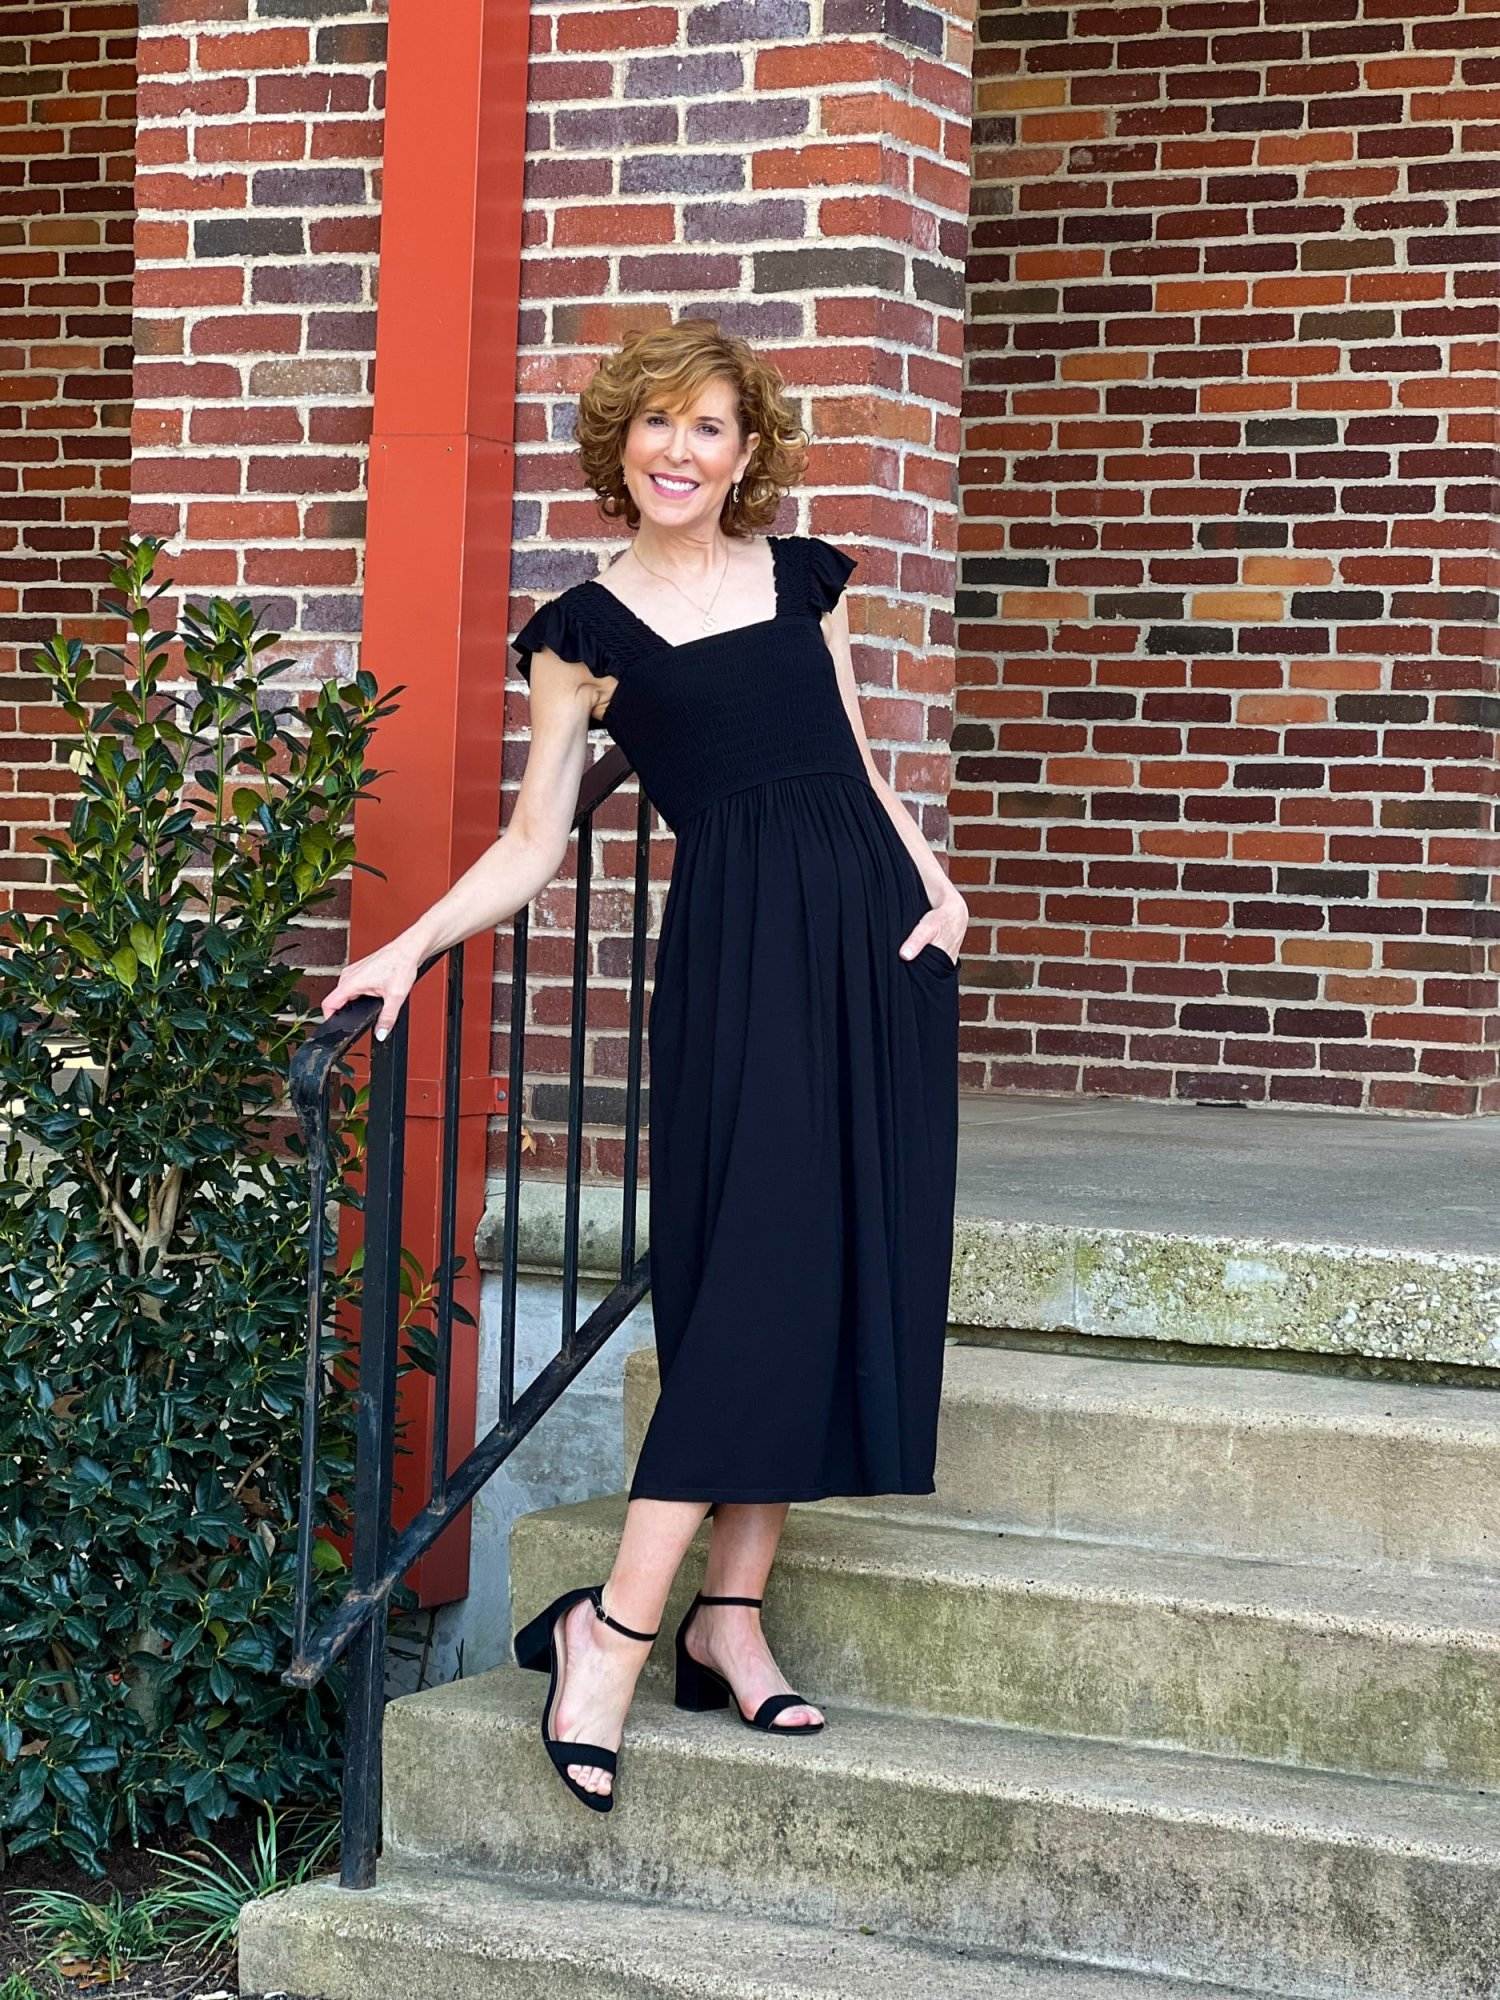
321,319,965,1815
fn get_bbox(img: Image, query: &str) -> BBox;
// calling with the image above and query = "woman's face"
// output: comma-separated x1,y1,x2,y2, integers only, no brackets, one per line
620,374,759,531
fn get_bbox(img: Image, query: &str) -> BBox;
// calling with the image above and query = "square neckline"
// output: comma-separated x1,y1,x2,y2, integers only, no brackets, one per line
580,533,788,657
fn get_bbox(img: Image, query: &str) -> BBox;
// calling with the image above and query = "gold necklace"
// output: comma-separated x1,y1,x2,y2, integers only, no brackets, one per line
628,541,733,636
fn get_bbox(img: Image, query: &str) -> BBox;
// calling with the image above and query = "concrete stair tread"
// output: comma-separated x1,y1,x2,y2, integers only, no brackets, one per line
626,1336,1500,1575
243,1857,1272,1999
400,1667,1500,1856
929,1344,1500,1442
549,1491,1500,1643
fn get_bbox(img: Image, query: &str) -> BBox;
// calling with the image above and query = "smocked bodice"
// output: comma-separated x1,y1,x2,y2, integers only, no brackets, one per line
510,534,865,831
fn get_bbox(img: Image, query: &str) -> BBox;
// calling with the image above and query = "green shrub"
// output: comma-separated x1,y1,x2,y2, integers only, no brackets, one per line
0,536,399,1874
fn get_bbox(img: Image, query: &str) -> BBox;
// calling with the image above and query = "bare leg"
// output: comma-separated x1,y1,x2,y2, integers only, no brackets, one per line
549,1495,709,1798
684,1500,824,1730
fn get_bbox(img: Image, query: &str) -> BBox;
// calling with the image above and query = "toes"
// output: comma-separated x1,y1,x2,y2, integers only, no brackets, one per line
566,1761,612,1793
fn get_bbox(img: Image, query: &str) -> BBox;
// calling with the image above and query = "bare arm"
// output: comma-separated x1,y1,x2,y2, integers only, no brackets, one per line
821,592,970,966
319,647,604,1036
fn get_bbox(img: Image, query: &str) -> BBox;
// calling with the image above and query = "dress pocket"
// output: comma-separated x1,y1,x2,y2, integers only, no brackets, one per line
908,940,958,978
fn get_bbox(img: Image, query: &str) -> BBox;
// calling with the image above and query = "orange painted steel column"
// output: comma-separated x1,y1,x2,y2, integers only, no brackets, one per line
343,0,530,1606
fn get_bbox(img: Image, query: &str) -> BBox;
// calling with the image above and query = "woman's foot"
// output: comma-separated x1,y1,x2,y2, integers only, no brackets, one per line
550,1590,655,1799
683,1598,824,1728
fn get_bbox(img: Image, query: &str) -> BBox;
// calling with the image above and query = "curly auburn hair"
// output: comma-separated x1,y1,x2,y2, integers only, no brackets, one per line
575,318,810,539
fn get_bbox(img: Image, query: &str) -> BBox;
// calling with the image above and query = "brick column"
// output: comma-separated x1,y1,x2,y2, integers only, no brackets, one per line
0,2,137,915
129,0,386,980
961,0,1500,1115
504,0,978,1168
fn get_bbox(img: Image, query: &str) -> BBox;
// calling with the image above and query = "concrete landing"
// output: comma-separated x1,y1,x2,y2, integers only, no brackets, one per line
956,1095,1500,1259
951,1096,1500,1370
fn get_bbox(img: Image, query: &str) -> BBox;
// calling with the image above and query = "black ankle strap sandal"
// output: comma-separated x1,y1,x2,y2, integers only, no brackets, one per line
512,1582,660,1815
591,1583,660,1643
672,1589,824,1734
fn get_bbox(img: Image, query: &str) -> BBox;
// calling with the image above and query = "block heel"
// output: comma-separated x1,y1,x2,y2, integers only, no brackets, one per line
674,1643,731,1711
672,1590,824,1734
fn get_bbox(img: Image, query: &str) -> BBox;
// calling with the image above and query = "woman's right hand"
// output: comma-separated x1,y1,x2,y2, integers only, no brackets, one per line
319,941,423,1042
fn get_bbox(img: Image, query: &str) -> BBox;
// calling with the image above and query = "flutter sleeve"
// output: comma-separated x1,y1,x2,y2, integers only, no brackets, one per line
804,536,859,615
510,590,613,688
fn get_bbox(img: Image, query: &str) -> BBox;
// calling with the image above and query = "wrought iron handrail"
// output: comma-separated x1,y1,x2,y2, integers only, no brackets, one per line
284,743,655,1889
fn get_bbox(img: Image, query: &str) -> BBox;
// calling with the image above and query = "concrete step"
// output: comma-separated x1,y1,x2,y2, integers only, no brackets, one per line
947,1211,1500,1370
623,1343,1500,1573
239,1856,1269,2000
378,1669,1500,1998
510,1493,1500,1789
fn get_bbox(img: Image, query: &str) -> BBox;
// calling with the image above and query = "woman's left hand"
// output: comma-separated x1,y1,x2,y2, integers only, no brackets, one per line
899,888,968,968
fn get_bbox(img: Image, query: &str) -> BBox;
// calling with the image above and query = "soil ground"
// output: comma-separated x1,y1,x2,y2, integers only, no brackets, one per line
0,1816,314,2000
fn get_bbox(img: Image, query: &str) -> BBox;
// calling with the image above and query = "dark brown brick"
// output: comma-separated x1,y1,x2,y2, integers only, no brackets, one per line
1180,1002,1270,1032
1271,1074,1365,1107
1303,237,1397,270
1229,971,1321,1003
753,244,909,291
1234,763,1326,790
1176,1071,1268,1103
1276,866,1370,899
1300,309,1397,342
1308,23,1402,57
980,9,1069,39
1183,864,1273,894
195,217,304,259
1211,99,1307,133
1146,625,1237,656
1090,793,1183,822
1049,690,1139,720
1310,93,1404,129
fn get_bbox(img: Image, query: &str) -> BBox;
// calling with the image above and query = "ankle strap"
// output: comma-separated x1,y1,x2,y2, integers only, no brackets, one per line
592,1585,658,1643
698,1593,763,1607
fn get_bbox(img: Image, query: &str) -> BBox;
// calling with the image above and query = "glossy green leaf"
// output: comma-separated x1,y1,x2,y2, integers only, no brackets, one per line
0,532,393,1873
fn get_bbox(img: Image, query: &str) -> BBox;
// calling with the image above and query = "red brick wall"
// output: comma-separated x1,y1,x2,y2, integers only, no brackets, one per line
127,0,386,972
960,0,1500,1115
505,0,975,1174
0,1,136,915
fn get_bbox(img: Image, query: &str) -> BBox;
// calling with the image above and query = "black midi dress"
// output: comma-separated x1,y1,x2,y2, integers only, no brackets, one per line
511,533,959,1504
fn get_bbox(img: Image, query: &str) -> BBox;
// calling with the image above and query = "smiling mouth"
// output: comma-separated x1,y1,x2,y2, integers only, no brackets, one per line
650,474,699,494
